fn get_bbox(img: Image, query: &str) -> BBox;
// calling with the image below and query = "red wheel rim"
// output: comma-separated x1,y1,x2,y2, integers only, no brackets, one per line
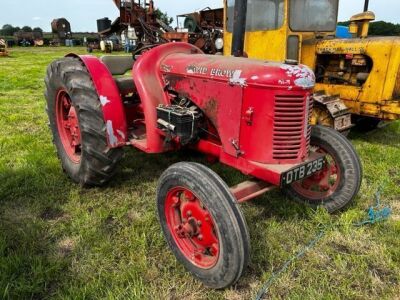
165,187,220,269
291,146,341,201
55,90,81,163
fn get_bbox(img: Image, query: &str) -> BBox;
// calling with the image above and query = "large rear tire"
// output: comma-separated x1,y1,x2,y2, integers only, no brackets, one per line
157,162,250,289
285,125,362,213
45,57,123,186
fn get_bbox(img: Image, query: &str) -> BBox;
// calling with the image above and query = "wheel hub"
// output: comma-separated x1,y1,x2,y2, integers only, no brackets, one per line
55,90,82,163
291,147,341,200
165,187,219,269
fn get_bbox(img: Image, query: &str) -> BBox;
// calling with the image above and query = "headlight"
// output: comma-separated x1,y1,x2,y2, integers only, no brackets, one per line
215,38,224,50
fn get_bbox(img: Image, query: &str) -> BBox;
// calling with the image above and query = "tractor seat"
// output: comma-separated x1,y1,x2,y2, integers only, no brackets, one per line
100,56,136,95
114,77,136,95
101,55,134,75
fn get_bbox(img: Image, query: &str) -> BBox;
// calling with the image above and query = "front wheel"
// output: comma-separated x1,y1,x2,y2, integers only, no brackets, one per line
157,162,250,289
285,125,362,213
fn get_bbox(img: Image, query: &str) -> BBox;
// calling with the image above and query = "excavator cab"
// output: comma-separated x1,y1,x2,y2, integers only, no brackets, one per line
224,0,340,63
223,0,400,130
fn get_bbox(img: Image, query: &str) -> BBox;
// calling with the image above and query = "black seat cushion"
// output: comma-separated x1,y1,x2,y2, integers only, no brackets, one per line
101,55,133,75
114,77,136,95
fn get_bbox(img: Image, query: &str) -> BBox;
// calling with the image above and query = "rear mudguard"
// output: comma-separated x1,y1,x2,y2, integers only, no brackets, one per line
132,43,203,153
66,53,128,148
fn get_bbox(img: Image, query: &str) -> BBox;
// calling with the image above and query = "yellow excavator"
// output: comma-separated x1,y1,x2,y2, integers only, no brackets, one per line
223,0,400,132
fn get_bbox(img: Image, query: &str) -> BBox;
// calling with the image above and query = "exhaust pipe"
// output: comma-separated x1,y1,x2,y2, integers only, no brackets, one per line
364,0,369,11
231,0,248,57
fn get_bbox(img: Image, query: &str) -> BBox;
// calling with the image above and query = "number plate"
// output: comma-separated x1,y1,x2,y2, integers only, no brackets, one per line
280,157,325,186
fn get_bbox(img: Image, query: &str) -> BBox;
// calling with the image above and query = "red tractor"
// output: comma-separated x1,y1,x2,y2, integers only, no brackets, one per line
45,3,361,288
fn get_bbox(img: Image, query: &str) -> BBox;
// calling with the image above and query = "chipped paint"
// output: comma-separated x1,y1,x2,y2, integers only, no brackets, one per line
161,64,172,72
117,129,126,140
100,95,110,106
278,79,291,85
106,120,118,146
229,70,247,87
280,65,315,89
186,65,207,75
251,75,259,80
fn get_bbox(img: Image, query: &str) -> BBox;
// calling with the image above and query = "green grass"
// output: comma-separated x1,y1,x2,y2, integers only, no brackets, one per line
0,47,399,299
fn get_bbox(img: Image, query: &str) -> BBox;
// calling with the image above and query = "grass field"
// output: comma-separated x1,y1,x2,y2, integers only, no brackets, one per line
0,47,399,299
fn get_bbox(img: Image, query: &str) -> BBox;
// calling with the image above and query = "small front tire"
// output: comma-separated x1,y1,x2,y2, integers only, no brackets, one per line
285,125,362,213
157,162,250,289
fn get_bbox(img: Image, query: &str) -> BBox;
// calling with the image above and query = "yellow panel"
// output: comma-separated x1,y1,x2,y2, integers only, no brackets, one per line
224,29,288,61
223,0,288,62
315,38,393,102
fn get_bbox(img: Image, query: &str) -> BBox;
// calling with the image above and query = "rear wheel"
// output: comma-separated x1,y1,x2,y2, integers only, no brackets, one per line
45,57,123,186
157,162,250,289
285,125,362,213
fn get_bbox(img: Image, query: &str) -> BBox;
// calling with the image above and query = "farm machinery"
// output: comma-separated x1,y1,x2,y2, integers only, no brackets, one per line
224,0,400,131
164,7,224,55
45,0,362,288
98,0,224,54
0,39,8,56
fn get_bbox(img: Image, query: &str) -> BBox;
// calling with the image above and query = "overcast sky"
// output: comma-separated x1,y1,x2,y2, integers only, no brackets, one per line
1,0,399,32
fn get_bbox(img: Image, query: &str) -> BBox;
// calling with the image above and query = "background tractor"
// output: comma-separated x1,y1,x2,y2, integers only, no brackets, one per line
45,0,362,288
224,0,400,132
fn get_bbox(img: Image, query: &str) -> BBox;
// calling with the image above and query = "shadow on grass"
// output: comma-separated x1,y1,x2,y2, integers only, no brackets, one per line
0,165,77,299
0,146,325,298
348,121,400,147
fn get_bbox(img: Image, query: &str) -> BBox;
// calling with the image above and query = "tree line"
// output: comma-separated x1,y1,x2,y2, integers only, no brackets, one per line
0,25,43,36
2,20,400,37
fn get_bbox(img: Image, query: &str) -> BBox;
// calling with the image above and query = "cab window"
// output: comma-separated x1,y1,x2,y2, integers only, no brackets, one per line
227,0,284,32
289,0,339,32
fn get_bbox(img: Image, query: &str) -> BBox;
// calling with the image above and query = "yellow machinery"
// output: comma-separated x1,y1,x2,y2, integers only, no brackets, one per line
223,0,400,131
0,39,8,57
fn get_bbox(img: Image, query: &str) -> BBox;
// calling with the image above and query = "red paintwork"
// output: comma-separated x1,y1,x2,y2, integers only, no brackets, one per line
73,42,318,188
66,54,128,148
160,51,314,164
230,180,276,203
165,187,219,269
131,43,202,153
55,90,81,163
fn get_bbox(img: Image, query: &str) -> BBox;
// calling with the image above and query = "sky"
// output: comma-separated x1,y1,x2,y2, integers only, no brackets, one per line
0,0,399,32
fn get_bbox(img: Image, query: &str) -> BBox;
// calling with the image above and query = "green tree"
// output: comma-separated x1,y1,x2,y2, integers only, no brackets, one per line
21,26,33,32
33,27,43,33
369,21,400,36
338,20,400,36
154,8,173,25
1,24,17,36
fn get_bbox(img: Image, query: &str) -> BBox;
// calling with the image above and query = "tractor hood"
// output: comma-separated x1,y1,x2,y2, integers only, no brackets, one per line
160,54,315,90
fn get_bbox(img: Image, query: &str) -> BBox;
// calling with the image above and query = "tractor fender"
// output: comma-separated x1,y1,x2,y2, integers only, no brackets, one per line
66,53,128,148
132,43,203,153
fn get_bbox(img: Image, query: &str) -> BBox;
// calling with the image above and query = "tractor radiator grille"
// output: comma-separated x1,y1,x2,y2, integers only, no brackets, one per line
273,95,311,160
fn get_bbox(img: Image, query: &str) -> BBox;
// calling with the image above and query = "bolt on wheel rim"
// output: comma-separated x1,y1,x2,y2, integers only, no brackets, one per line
291,146,341,200
165,187,220,269
55,90,81,163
